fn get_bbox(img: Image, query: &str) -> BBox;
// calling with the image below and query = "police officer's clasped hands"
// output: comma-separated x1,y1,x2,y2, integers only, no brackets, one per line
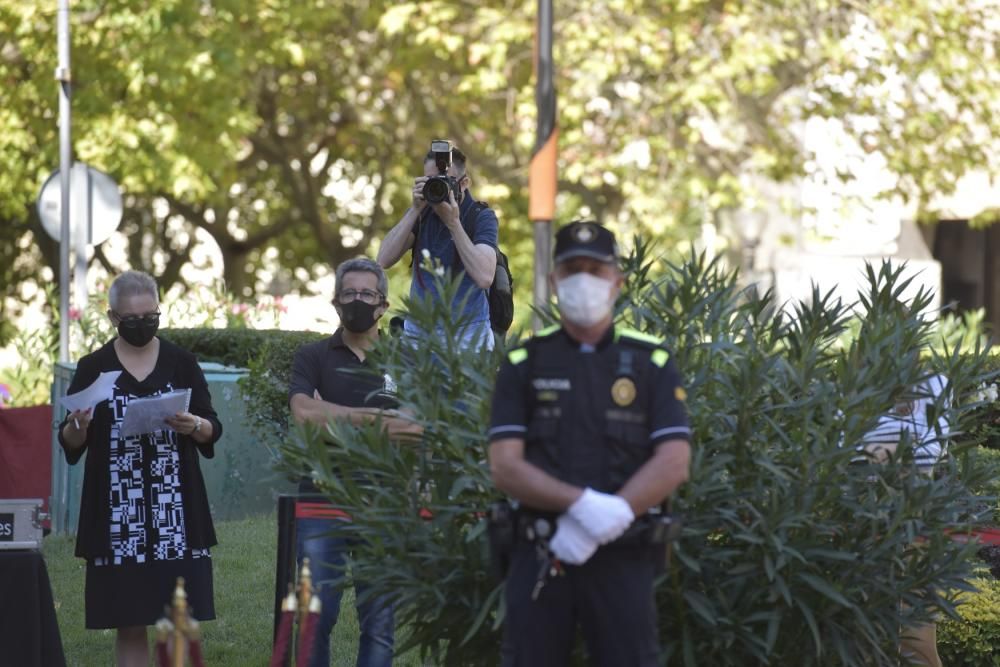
568,488,635,543
550,488,636,564
549,514,598,565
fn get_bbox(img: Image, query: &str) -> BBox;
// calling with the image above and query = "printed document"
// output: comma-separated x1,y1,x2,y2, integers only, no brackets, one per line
120,389,192,437
60,371,122,413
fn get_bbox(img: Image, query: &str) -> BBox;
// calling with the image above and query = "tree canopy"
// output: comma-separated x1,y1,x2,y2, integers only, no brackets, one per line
2,0,998,331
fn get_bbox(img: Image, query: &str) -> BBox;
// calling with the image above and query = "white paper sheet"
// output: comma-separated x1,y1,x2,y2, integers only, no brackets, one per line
60,371,122,413
119,388,192,437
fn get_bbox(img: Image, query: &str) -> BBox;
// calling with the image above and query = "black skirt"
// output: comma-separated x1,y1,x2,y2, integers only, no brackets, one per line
85,556,215,629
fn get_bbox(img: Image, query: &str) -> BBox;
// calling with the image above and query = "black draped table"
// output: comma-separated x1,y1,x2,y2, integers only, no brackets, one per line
0,550,66,667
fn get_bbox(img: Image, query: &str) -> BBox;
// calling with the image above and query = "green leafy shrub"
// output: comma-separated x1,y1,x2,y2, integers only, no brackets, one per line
160,327,325,446
965,446,1000,530
236,329,326,441
282,244,1000,666
2,325,57,407
938,576,1000,666
159,327,281,367
959,353,1000,452
645,258,998,665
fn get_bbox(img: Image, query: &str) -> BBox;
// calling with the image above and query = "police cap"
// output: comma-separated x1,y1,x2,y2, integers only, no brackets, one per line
553,220,619,264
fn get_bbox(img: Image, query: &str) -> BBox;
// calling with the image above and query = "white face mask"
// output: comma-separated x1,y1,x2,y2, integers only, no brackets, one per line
556,272,615,327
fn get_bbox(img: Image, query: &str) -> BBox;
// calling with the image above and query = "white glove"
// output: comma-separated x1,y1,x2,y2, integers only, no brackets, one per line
548,513,599,565
567,488,635,545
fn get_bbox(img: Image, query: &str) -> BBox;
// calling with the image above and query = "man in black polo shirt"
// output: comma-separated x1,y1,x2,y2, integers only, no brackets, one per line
288,256,419,667
488,221,692,666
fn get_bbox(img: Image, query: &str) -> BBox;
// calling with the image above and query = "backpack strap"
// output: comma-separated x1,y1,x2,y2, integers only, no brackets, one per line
465,200,490,232
452,200,491,272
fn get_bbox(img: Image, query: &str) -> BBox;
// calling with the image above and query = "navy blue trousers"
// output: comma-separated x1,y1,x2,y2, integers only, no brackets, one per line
501,542,661,667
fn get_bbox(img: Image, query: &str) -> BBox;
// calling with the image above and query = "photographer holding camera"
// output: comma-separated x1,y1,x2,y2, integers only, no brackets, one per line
377,140,499,350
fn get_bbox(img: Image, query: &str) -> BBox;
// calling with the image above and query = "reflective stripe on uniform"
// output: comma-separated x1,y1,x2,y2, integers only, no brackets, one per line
651,426,691,441
616,327,663,346
651,349,669,367
508,348,529,364
489,424,527,438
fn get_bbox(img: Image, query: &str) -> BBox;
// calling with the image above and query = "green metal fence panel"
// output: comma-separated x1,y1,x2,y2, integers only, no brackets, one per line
50,361,293,534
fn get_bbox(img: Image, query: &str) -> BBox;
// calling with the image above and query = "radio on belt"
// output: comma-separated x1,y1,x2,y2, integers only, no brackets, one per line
0,498,48,550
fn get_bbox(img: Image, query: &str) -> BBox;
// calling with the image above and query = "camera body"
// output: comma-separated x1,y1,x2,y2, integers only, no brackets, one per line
422,139,462,204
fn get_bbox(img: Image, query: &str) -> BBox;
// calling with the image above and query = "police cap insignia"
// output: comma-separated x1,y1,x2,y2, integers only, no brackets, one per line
553,220,618,264
611,377,637,407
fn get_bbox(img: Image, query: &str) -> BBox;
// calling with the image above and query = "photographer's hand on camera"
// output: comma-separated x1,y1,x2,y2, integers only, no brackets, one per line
432,189,462,233
411,176,429,212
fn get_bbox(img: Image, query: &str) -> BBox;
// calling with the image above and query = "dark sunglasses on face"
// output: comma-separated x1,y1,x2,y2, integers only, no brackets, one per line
334,289,383,305
113,311,161,327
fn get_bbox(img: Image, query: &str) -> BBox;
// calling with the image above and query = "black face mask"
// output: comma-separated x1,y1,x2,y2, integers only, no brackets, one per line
117,320,159,347
339,301,380,333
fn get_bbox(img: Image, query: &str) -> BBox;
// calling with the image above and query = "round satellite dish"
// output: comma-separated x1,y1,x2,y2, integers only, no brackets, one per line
37,163,123,245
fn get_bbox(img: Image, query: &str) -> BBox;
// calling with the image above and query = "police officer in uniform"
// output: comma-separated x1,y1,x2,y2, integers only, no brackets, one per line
488,220,692,666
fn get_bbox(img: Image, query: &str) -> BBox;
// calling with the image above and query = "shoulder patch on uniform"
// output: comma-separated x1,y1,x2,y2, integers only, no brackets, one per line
508,348,529,365
651,349,669,367
616,327,664,348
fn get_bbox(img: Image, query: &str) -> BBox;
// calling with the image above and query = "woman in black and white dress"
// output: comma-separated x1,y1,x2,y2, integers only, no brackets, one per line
58,270,222,666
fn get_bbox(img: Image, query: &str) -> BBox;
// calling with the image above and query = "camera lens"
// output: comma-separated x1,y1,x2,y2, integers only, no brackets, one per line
423,177,449,204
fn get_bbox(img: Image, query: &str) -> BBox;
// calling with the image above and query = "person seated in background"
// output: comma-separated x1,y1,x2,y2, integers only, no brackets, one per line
859,372,950,667
860,373,949,470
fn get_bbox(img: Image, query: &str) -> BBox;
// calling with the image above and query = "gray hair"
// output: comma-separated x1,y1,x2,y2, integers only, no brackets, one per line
334,257,388,300
109,270,159,311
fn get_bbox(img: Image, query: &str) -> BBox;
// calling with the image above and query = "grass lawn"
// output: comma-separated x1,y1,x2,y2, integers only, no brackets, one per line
44,512,425,666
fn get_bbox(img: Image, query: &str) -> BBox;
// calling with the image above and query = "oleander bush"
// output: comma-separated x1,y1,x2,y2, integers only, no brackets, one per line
644,258,998,666
276,244,999,665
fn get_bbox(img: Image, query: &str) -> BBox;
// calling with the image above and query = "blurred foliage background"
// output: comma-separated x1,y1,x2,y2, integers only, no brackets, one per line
2,0,1000,344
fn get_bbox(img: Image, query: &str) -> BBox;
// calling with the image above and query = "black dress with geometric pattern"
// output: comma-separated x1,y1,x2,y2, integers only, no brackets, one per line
58,338,221,630
84,381,214,628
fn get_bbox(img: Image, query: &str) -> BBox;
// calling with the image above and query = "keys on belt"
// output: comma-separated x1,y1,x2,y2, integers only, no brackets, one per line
523,517,564,601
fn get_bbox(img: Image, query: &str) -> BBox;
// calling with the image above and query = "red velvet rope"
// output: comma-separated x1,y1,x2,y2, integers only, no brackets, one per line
269,610,295,667
296,611,319,667
189,637,206,667
155,640,170,667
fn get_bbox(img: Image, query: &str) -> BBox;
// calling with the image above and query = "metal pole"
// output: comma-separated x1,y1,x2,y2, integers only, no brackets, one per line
56,0,72,362
529,0,557,332
73,164,90,316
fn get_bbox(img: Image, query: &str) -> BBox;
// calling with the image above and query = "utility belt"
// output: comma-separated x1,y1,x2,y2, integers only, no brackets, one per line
486,500,682,580
514,510,679,547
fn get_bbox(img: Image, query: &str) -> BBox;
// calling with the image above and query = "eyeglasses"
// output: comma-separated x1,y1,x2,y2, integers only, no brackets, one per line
113,311,161,327
336,289,383,305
